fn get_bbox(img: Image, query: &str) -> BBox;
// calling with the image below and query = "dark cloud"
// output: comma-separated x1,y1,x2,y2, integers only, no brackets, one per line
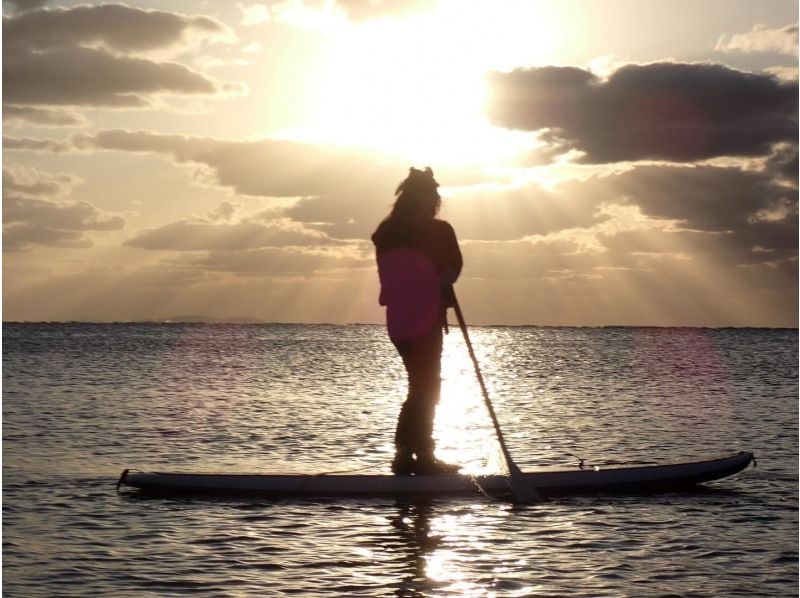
595,164,795,233
3,224,92,251
3,4,237,113
487,62,798,163
552,164,799,264
4,4,229,53
2,0,48,13
764,143,799,185
3,166,125,252
4,46,224,107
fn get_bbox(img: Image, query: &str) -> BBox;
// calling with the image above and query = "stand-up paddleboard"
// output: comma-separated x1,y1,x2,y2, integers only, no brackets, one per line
118,451,753,498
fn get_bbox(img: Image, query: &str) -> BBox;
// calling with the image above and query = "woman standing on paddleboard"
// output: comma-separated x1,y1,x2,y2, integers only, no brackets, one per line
372,167,463,475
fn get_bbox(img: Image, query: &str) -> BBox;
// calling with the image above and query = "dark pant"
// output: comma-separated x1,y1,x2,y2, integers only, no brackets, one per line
392,325,443,457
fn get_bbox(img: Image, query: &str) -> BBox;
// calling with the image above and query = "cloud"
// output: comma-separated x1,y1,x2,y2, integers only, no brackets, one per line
3,166,125,251
8,127,439,239
2,0,49,13
4,135,74,152
239,3,271,26
456,198,796,325
89,127,486,241
442,182,598,241
764,143,799,184
266,0,436,28
74,130,369,194
205,200,242,222
170,245,372,276
5,47,226,107
446,155,797,259
443,159,797,296
554,163,798,265
594,164,795,234
3,224,94,251
716,23,799,55
3,165,76,196
65,129,411,238
3,4,239,114
766,65,800,81
12,127,796,278
487,62,798,163
268,0,340,30
4,151,796,325
3,105,86,127
4,4,231,54
334,0,437,21
125,215,336,251
241,41,263,54
600,224,797,271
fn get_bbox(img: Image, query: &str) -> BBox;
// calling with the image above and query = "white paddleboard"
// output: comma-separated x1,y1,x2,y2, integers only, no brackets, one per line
118,451,753,498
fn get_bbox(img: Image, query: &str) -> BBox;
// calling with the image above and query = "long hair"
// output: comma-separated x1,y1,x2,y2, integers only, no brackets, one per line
374,167,441,249
388,167,441,223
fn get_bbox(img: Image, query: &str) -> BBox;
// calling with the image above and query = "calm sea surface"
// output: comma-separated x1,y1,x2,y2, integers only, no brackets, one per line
3,323,797,597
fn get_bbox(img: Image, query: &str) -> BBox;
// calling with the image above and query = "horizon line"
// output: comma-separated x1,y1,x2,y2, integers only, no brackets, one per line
3,320,797,331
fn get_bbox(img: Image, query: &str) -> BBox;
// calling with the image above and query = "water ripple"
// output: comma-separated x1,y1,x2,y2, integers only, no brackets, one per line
3,324,797,596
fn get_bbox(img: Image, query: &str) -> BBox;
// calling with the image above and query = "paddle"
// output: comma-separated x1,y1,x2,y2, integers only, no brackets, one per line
449,289,542,503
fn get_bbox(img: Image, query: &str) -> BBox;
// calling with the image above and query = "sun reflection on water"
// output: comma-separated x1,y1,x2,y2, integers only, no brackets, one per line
434,329,506,474
390,500,537,597
425,548,464,583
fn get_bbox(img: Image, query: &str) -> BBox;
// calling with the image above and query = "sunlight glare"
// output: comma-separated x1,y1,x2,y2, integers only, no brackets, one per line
297,1,559,166
435,331,505,474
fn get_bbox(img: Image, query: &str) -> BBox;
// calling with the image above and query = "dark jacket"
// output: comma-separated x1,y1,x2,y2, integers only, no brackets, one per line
372,218,462,341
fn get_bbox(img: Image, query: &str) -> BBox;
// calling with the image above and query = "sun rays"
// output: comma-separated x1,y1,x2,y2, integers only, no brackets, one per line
295,1,559,166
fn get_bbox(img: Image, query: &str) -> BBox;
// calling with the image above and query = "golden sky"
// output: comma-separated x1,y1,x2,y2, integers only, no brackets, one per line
3,0,798,325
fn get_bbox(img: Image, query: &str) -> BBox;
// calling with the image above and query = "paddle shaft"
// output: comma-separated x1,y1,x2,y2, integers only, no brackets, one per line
450,292,523,478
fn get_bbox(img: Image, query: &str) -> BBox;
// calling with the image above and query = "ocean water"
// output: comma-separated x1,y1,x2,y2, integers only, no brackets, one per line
3,323,797,597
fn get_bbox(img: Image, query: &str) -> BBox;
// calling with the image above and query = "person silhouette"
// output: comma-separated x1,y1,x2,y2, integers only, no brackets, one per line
372,167,463,475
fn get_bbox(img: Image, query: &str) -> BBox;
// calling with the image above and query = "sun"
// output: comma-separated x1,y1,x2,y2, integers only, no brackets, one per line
293,1,558,166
